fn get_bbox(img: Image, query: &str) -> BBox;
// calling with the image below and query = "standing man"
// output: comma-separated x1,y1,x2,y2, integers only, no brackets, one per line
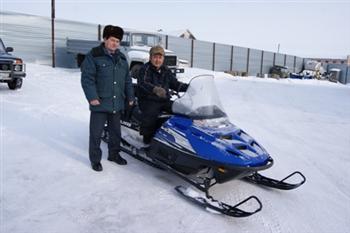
137,45,188,144
81,25,134,172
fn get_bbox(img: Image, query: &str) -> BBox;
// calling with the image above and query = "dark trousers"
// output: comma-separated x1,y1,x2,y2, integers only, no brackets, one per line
89,111,121,163
139,100,173,143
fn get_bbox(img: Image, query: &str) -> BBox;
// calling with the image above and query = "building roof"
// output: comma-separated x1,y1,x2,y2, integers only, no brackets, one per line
158,29,196,40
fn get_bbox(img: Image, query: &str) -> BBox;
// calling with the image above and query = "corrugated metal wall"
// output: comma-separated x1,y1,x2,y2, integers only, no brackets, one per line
295,57,304,73
192,40,213,70
166,35,191,63
214,43,231,72
285,55,295,72
262,51,274,75
0,11,98,67
1,11,348,83
248,49,262,76
1,12,51,63
275,53,285,66
232,46,248,73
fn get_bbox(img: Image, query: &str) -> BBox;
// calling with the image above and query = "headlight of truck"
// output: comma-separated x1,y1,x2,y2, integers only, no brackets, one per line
14,65,22,72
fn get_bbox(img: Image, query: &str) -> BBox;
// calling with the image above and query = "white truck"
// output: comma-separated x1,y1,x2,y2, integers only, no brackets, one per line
67,30,184,77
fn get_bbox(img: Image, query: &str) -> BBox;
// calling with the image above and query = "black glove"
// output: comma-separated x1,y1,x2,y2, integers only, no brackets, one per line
153,86,167,98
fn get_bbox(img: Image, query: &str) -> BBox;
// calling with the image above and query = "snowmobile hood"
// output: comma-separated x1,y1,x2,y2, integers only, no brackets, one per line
163,116,271,168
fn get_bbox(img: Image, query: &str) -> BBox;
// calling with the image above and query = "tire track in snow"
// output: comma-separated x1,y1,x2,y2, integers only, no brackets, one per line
255,196,286,233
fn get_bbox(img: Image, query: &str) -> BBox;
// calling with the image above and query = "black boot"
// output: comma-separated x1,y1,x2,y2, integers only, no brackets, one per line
91,162,103,172
143,134,152,144
108,153,127,165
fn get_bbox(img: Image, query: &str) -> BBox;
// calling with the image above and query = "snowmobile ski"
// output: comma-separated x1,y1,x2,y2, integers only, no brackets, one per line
244,171,306,190
149,156,262,217
175,186,262,217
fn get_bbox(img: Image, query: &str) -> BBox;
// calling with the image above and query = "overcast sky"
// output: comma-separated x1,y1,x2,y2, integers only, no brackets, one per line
1,0,350,58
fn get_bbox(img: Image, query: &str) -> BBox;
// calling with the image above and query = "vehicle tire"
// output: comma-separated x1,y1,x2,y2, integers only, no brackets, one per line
130,63,143,79
7,78,23,90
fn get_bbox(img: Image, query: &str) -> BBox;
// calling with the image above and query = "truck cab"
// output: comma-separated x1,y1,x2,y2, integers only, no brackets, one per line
68,30,183,78
120,31,183,78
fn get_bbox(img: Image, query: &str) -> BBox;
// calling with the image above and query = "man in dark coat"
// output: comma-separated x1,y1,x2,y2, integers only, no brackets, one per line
81,25,134,172
137,45,188,144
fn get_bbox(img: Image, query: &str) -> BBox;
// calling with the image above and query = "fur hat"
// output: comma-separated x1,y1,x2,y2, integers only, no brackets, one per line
103,25,124,41
149,45,165,56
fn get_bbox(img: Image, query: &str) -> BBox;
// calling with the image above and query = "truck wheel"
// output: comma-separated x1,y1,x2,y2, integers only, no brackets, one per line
8,78,23,90
130,64,143,79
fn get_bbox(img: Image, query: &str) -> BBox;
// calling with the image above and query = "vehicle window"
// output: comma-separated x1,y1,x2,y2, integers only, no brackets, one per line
0,40,6,53
122,33,130,42
131,33,161,47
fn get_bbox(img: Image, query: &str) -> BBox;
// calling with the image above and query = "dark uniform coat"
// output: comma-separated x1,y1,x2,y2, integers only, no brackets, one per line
81,43,134,112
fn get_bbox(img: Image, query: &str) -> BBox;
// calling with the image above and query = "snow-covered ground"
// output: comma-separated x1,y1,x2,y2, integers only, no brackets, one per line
1,63,350,233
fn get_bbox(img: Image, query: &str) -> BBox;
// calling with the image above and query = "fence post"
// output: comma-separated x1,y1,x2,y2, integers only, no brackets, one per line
284,54,287,66
246,48,250,75
212,43,216,71
165,35,168,49
293,56,296,73
230,45,234,71
190,39,194,68
273,53,276,66
260,50,264,76
51,0,55,68
98,24,101,41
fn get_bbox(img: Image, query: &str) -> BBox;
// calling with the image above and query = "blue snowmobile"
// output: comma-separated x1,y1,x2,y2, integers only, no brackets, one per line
103,74,306,217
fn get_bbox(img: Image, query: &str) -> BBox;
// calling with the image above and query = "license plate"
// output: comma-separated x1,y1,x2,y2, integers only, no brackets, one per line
0,72,10,79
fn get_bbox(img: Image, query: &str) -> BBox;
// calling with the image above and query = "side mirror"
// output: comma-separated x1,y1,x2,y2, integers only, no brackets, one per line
6,47,14,52
120,41,130,47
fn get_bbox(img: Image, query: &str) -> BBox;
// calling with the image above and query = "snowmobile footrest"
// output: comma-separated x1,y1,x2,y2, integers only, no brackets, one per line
120,143,164,170
244,171,306,190
175,186,262,217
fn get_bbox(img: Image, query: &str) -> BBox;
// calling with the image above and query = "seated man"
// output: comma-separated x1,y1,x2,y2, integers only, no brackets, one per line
137,45,188,144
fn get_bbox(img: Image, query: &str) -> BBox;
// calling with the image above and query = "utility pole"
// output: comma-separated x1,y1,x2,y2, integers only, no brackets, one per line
277,43,280,54
51,0,55,67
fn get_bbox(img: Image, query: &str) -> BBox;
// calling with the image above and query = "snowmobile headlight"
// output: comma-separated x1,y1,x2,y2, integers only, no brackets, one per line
194,117,231,129
217,167,227,173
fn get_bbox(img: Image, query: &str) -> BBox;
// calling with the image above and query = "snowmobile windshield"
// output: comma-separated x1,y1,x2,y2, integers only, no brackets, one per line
172,75,227,119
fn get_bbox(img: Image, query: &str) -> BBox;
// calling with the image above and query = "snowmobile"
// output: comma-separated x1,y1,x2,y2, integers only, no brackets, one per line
102,74,306,217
